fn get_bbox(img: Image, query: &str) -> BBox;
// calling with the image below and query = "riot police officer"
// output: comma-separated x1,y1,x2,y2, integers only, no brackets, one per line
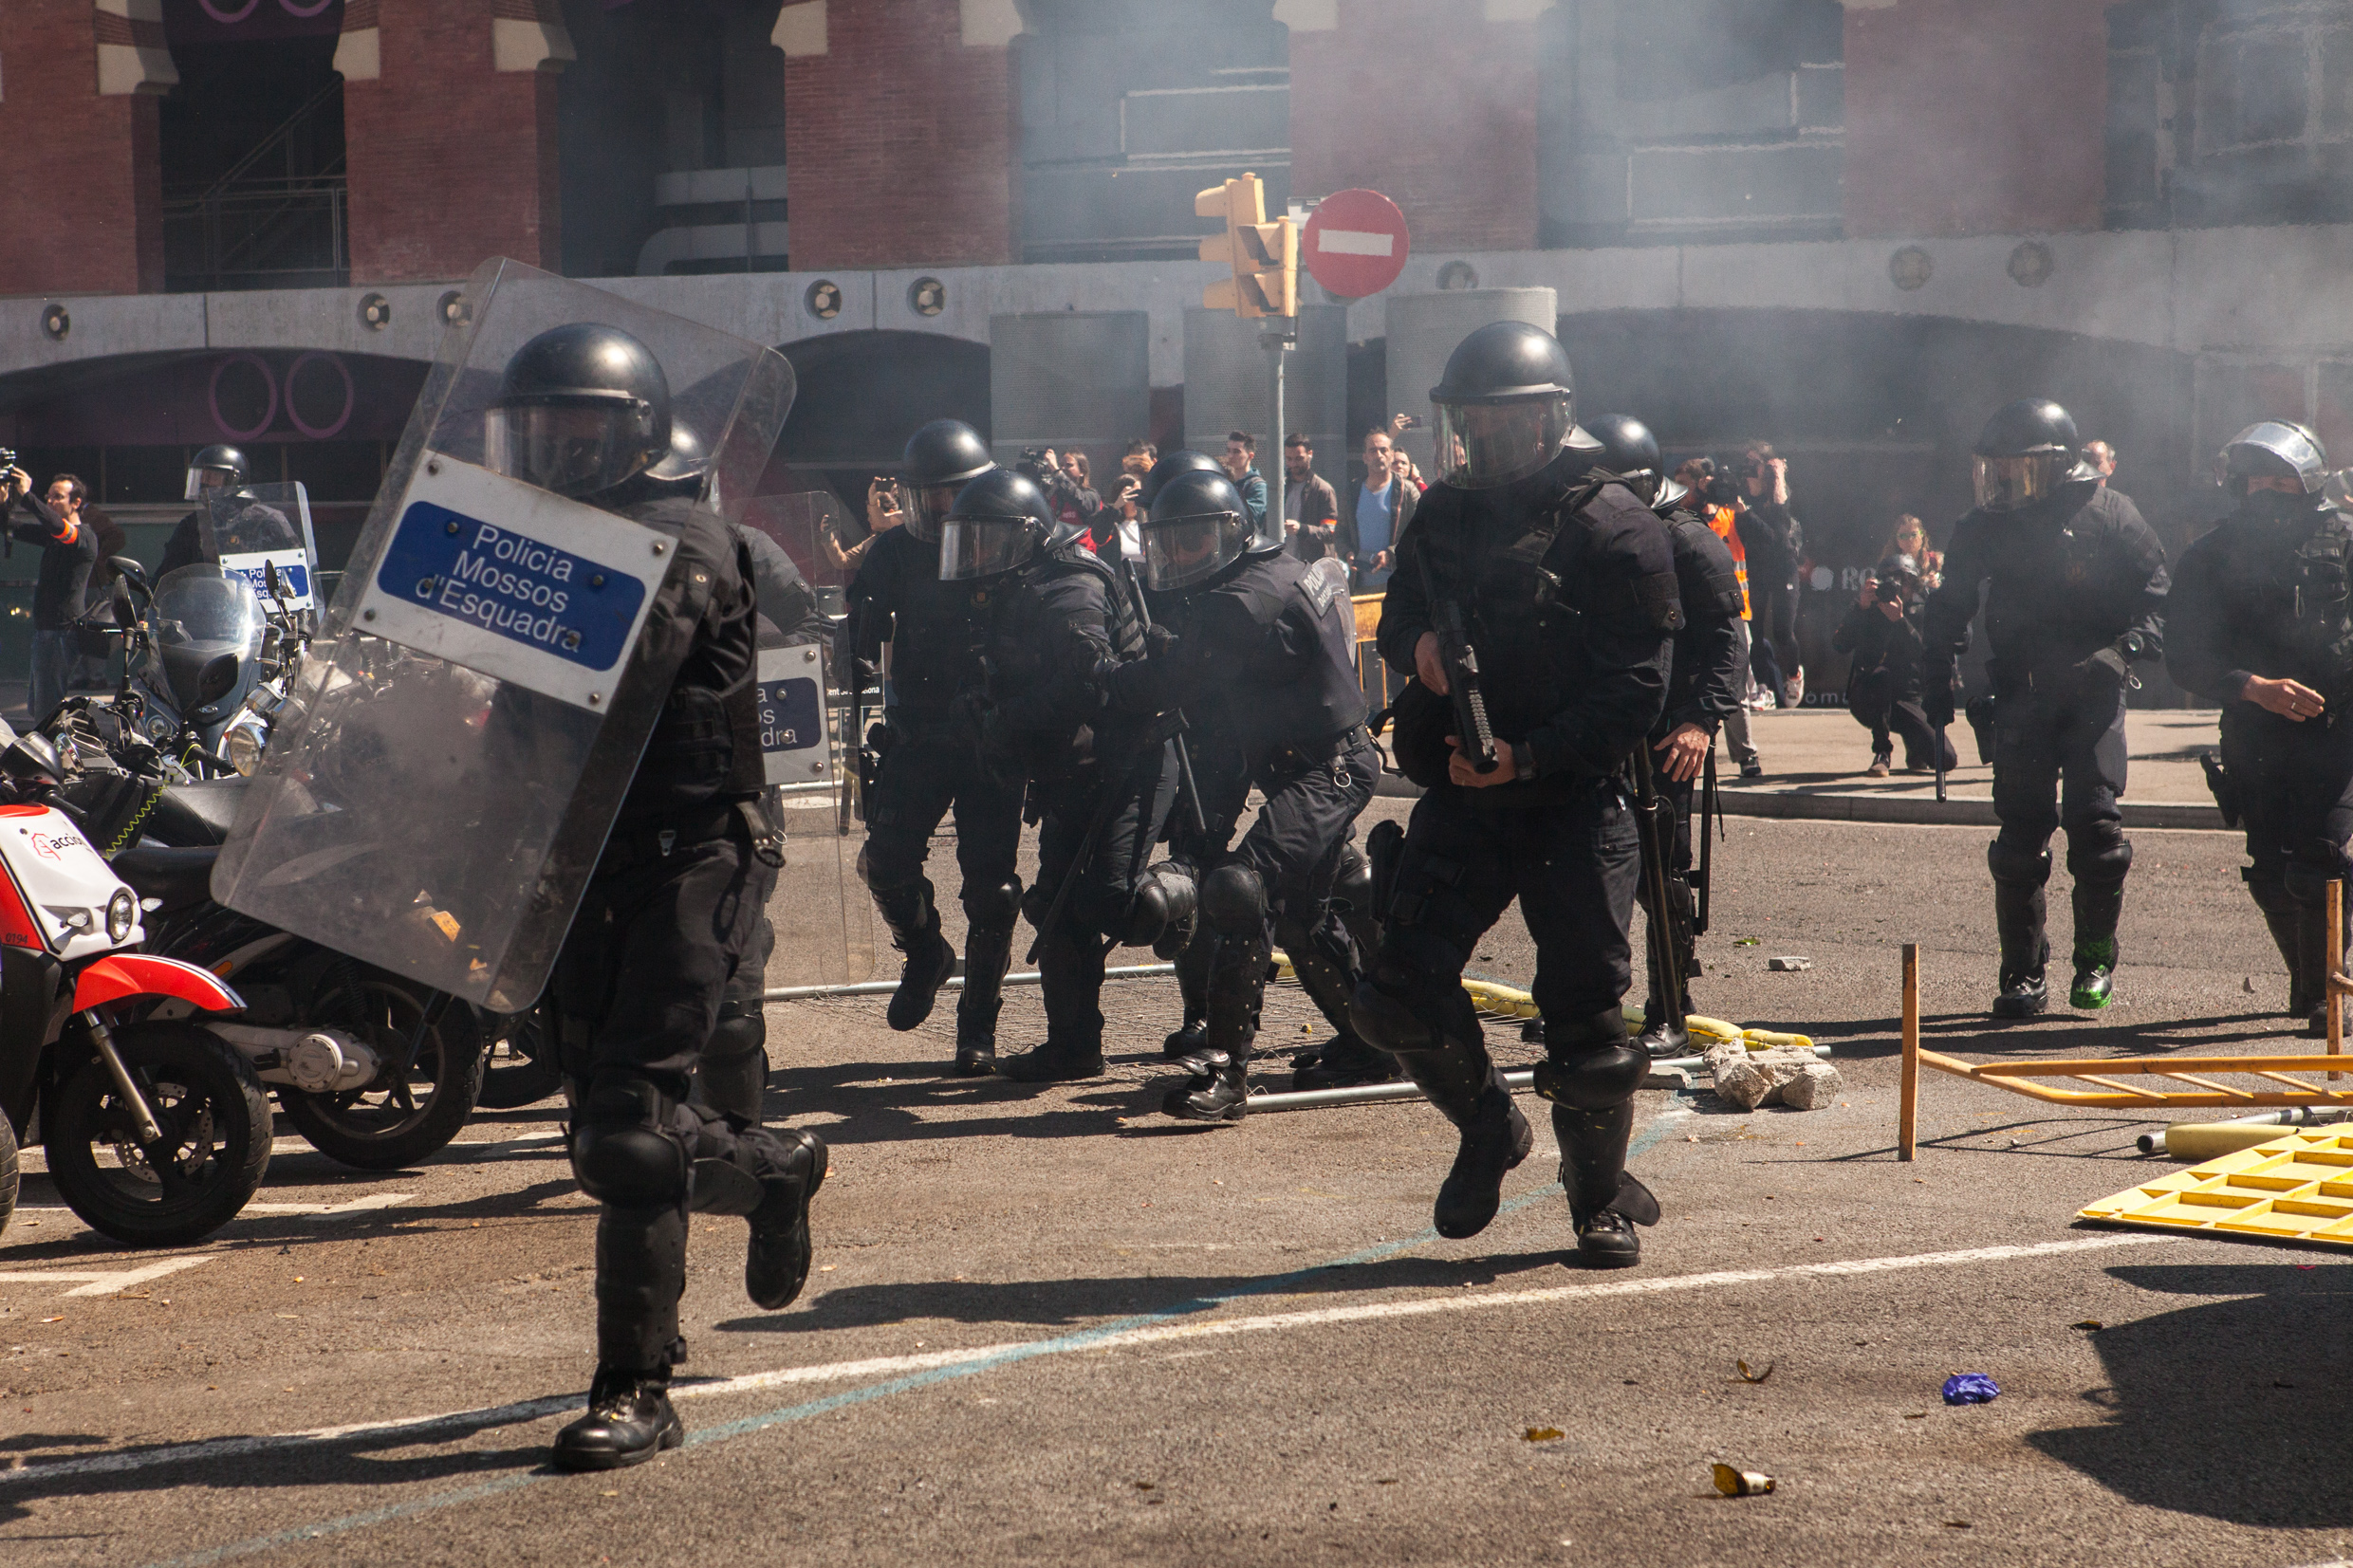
1355,324,1678,1268
1923,399,2168,1018
2167,422,2353,1032
489,324,823,1470
836,420,1026,1075
1589,414,1746,1059
157,445,247,578
1101,466,1379,1120
933,469,1189,1079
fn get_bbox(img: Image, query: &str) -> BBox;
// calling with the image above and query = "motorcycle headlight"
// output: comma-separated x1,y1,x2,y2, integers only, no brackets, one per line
223,719,266,777
105,887,138,944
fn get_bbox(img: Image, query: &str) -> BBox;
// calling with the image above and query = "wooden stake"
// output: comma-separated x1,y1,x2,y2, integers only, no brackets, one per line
1899,943,1920,1162
2331,879,2344,1082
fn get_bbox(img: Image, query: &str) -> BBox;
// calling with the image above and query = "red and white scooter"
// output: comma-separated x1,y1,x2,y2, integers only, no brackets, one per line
0,732,267,1247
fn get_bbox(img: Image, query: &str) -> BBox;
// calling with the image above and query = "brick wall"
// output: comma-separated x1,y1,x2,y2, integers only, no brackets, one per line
782,0,1014,270
0,0,165,296
1288,0,1539,253
1844,0,2109,238
342,0,563,284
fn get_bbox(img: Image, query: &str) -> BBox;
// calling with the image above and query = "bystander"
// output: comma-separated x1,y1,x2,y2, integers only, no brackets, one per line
1345,426,1418,589
1734,441,1805,710
0,467,100,722
1832,553,1955,777
1679,457,1763,779
1222,431,1269,535
1280,434,1340,562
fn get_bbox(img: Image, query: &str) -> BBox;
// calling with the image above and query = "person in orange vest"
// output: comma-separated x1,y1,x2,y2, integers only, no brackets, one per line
1676,458,1763,780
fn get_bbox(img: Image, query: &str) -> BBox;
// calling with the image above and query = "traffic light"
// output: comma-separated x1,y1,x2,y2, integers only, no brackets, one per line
1196,173,1296,320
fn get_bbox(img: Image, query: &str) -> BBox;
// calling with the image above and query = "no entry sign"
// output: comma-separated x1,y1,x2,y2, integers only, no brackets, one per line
1302,189,1410,299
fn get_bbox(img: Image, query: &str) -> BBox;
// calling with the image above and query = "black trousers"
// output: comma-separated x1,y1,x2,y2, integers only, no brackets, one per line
554,817,792,1370
1990,674,2128,863
1379,778,1641,1029
2223,706,2353,893
1751,577,1799,693
1634,757,1699,1003
861,712,1025,897
1847,667,1955,770
1031,742,1178,1045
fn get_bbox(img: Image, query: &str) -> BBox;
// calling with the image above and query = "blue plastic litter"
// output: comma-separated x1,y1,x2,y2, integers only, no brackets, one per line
1942,1374,2000,1405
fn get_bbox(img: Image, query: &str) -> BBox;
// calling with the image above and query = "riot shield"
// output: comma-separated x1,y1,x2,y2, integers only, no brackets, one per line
210,258,796,1012
755,641,874,987
204,483,319,615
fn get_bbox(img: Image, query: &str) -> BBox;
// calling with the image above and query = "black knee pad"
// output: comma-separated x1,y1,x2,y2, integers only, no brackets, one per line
962,876,1022,932
1201,863,1268,935
1363,818,1403,917
1987,838,2053,888
570,1074,691,1206
1123,860,1198,955
1332,842,1372,913
2065,826,2131,884
1534,1041,1647,1110
1348,976,1437,1056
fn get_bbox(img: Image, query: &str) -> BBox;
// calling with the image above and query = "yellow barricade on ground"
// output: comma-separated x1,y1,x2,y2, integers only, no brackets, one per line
2082,1128,2353,1247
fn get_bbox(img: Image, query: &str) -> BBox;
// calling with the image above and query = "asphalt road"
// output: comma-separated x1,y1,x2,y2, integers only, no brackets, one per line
3,807,2349,1568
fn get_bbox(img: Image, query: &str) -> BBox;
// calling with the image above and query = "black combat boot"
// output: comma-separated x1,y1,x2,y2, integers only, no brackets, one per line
954,920,1016,1077
2247,872,2308,1018
874,881,956,1032
745,1129,828,1311
550,1366,682,1470
1992,876,2049,1019
1291,1031,1403,1090
1162,1044,1251,1121
1163,925,1212,1059
1433,1062,1533,1239
2069,874,2125,1010
2294,884,2346,1038
1633,968,1689,1060
1163,923,1267,1122
998,922,1106,1082
1552,1100,1658,1270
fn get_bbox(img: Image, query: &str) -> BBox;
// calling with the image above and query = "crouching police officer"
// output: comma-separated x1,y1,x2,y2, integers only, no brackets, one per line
1354,324,1678,1268
1100,464,1379,1119
1589,414,1746,1060
1924,399,2168,1018
2168,422,2353,1032
490,325,824,1470
933,469,1187,1080
837,420,1027,1075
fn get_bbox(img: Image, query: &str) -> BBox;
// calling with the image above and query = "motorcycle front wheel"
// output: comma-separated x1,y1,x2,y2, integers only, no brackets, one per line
474,1002,563,1111
46,1023,273,1247
278,971,484,1171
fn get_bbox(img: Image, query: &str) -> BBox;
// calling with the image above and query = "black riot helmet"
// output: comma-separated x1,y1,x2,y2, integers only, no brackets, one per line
1971,397,2090,513
1139,449,1224,508
1428,321,1598,489
901,419,995,544
487,323,672,501
184,443,248,502
643,421,714,507
938,468,1055,582
2216,420,2328,497
1587,413,1664,504
1141,469,1253,592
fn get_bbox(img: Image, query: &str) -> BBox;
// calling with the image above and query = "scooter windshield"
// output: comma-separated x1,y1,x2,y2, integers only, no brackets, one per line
147,566,265,713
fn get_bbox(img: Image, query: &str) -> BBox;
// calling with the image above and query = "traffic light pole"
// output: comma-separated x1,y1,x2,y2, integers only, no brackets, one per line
1264,318,1295,503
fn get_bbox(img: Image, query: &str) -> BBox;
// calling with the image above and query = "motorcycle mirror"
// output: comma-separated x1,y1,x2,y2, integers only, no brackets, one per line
111,579,134,622
107,557,148,595
0,731,63,784
264,561,284,598
196,651,242,706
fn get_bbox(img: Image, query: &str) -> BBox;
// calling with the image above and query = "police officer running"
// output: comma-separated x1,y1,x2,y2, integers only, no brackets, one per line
1588,414,1746,1059
2167,422,2353,1032
1101,463,1379,1120
934,469,1189,1080
483,324,824,1470
1355,324,1679,1267
1923,399,2168,1018
836,420,1027,1076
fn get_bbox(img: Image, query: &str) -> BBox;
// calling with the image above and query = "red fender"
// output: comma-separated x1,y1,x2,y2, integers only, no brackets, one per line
71,954,246,1015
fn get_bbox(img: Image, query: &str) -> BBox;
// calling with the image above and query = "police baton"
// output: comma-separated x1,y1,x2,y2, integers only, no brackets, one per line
1935,727,1950,803
1695,745,1717,937
1629,743,1683,1023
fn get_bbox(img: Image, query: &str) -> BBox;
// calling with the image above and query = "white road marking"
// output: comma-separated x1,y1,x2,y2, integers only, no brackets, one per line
1317,229,1395,257
0,1257,213,1299
0,1229,2176,1488
238,1193,412,1218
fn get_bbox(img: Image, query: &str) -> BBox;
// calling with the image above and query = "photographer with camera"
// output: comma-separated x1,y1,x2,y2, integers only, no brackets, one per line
1833,554,1955,778
1677,457,1764,780
1014,447,1104,554
0,462,101,724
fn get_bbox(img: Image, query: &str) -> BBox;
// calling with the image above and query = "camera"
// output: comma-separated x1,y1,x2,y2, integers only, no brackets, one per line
1013,447,1055,485
0,448,16,472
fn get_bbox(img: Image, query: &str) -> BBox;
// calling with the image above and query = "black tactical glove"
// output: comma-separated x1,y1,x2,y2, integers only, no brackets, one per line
1923,678,1955,729
1143,624,1176,660
2076,646,2129,689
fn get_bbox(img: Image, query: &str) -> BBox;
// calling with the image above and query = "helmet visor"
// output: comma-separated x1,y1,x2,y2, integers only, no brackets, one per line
938,517,1037,581
1972,452,2066,512
184,466,236,503
485,402,643,498
1142,510,1250,592
904,483,959,545
1431,395,1574,489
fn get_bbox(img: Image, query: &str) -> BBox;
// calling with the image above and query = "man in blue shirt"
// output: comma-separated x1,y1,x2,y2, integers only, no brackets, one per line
1223,431,1269,537
1347,427,1418,590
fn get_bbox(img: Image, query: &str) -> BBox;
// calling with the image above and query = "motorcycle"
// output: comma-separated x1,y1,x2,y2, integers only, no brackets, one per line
0,730,270,1248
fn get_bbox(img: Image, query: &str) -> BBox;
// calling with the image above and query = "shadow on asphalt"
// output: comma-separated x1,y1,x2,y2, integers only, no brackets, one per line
2029,1261,2353,1526
713,1245,1591,1336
